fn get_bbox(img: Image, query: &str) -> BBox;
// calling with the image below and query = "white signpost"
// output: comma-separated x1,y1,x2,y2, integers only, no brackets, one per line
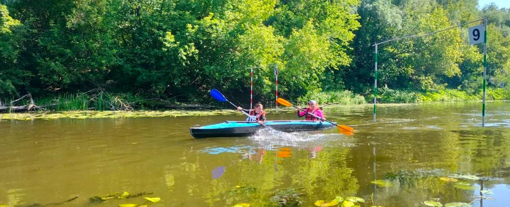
468,24,485,45
469,21,487,127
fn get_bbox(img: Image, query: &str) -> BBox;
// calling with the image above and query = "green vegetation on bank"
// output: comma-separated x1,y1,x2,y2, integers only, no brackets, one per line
1,0,509,108
0,110,243,121
1,87,508,114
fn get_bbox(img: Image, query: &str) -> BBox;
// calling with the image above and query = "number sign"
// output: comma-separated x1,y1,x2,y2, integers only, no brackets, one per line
468,24,484,45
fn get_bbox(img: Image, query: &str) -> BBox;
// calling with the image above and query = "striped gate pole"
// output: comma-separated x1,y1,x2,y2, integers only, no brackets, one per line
275,65,278,113
250,67,253,109
374,44,378,122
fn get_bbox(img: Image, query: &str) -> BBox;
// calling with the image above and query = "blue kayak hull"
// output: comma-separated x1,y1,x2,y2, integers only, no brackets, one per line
190,120,335,139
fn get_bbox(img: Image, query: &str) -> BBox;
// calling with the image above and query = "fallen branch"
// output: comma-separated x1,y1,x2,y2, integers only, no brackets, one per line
0,93,46,112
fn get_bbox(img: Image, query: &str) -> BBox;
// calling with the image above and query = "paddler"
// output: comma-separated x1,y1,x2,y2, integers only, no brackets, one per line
237,102,266,125
296,100,325,121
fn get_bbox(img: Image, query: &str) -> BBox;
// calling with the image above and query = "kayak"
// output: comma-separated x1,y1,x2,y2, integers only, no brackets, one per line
190,120,335,139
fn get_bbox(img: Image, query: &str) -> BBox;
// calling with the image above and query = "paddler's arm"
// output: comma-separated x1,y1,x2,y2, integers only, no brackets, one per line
315,110,326,122
257,112,266,125
296,107,306,117
237,107,251,113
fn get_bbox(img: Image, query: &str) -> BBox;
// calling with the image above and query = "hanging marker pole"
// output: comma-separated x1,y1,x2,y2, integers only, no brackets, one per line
250,67,253,109
482,19,487,127
275,65,278,113
373,44,378,122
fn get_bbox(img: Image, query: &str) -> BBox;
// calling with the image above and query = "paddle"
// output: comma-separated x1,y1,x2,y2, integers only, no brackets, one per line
276,98,355,134
210,89,258,121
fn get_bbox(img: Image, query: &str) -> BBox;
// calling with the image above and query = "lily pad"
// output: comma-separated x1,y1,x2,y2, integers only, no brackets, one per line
451,174,480,181
423,200,443,207
444,202,471,207
454,182,478,190
346,197,365,203
341,200,355,207
371,180,394,187
315,196,344,207
480,190,492,195
315,200,325,206
439,177,458,182
144,197,161,203
233,203,250,207
118,191,130,199
461,175,480,180
119,204,137,207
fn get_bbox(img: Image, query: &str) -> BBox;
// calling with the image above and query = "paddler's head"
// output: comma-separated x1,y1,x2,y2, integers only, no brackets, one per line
254,103,263,113
308,100,319,110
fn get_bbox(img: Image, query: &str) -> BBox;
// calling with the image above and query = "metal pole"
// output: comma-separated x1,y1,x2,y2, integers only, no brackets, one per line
275,65,278,113
250,67,253,109
482,19,487,127
374,44,378,122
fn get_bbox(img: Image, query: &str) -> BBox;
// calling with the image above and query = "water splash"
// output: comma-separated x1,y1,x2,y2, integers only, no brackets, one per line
247,127,338,149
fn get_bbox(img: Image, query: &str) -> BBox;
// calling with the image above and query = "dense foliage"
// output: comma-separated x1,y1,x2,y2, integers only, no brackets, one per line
0,0,509,107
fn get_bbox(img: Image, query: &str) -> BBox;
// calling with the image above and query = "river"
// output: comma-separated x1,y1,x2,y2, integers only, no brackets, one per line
1,102,509,207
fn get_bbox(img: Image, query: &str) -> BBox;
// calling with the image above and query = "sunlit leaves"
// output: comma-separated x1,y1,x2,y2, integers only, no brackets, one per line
0,4,21,33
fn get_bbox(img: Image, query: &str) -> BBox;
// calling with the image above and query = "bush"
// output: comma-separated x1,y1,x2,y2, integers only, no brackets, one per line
376,88,421,103
298,90,366,105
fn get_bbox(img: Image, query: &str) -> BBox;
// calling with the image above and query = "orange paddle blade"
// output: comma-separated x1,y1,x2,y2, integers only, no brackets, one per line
276,98,293,107
337,125,354,132
339,129,354,135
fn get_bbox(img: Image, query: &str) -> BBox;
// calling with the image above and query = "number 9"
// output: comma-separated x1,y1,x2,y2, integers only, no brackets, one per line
473,29,480,41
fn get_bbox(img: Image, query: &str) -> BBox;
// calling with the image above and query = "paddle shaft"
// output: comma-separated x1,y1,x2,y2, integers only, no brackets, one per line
225,100,254,118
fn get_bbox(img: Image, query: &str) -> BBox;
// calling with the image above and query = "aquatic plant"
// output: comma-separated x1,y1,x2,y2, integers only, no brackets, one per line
315,196,365,207
89,191,154,203
269,188,304,207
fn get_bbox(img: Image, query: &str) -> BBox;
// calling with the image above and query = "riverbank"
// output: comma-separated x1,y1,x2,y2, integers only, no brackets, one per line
2,101,507,121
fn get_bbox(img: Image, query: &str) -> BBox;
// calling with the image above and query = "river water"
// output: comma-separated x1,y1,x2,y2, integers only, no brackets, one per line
1,102,509,207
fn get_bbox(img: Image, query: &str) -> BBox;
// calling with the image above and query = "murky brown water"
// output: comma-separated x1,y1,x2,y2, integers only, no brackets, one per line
1,102,509,207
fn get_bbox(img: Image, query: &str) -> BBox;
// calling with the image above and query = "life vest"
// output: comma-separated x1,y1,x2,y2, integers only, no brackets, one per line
304,108,320,121
246,110,266,122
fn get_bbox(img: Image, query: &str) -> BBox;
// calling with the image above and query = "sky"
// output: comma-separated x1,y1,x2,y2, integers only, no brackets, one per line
478,0,510,9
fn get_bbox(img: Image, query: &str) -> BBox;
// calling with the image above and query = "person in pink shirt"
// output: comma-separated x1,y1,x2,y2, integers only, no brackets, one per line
296,100,325,121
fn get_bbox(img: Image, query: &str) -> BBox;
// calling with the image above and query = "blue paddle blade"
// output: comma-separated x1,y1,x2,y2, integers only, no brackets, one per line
210,89,227,102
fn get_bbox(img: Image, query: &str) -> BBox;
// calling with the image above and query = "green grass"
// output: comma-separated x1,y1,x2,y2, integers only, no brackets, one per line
34,92,140,111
